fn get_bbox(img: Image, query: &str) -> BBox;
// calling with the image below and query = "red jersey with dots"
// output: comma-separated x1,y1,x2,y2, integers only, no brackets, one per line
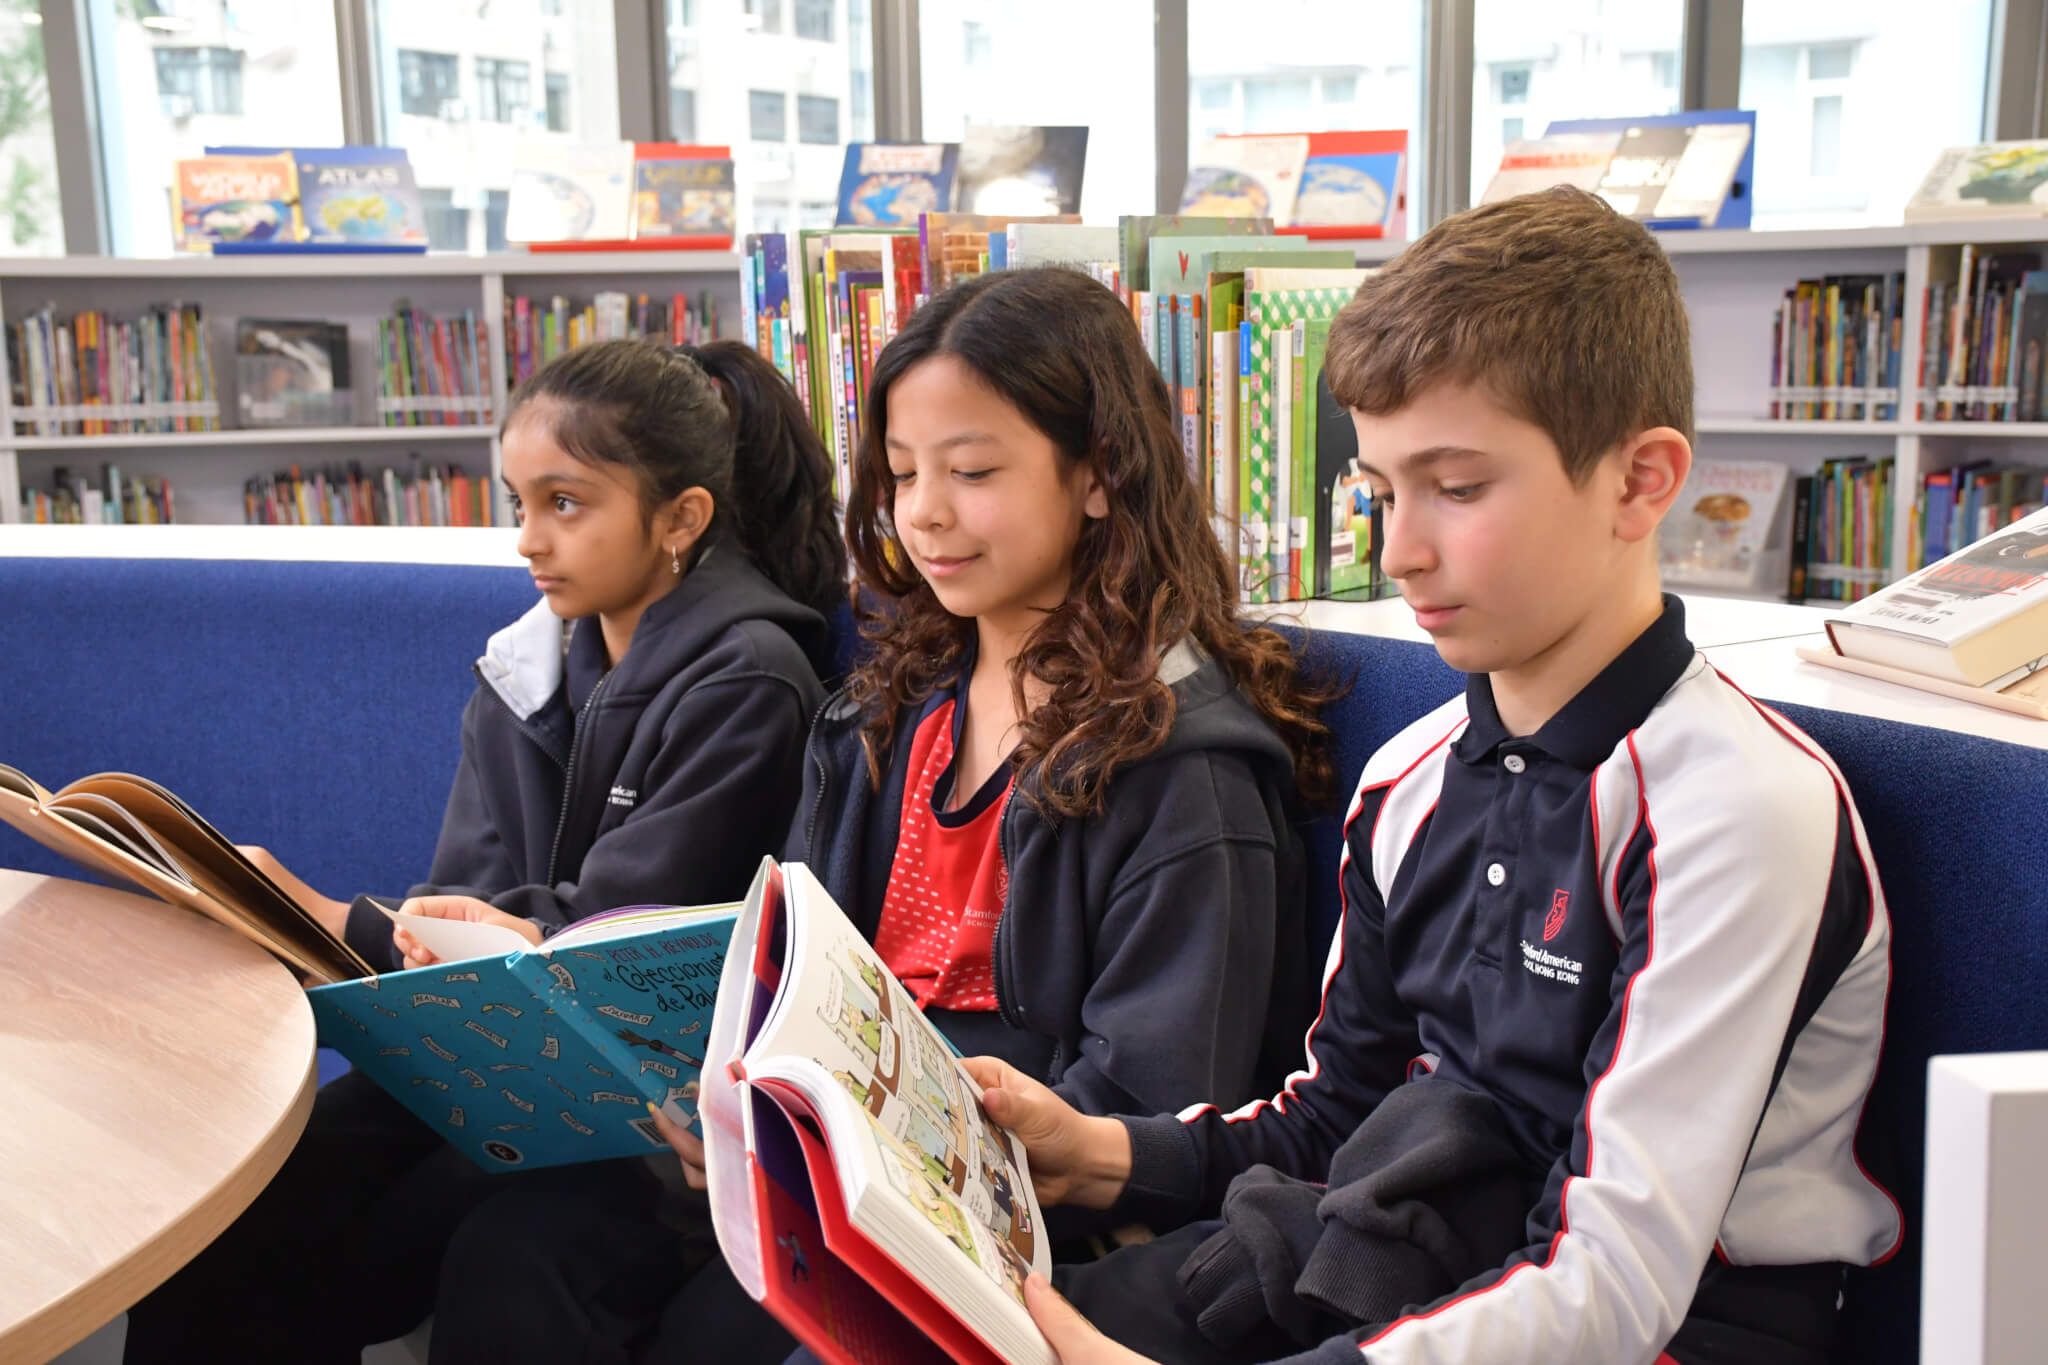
873,694,1014,1012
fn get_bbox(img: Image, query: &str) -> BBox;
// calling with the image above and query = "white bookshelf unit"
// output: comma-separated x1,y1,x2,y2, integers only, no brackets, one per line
0,251,743,526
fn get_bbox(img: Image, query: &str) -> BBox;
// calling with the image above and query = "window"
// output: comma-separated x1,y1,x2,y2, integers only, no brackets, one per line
801,199,838,228
0,7,60,256
372,0,617,254
669,0,695,24
544,72,570,132
796,0,834,42
94,3,346,256
670,87,697,142
476,58,530,125
421,187,468,251
746,0,782,34
1502,116,1523,143
1809,93,1843,177
749,89,787,142
399,50,460,118
1741,3,1990,227
1190,0,1422,214
798,94,839,145
154,47,243,118
1470,0,1684,208
964,21,992,66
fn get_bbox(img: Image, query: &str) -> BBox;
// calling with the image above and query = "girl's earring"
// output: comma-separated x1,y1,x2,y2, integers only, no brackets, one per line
670,545,682,576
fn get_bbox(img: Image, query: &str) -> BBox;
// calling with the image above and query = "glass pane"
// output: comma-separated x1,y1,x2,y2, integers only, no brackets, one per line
91,0,345,256
665,0,870,239
1741,1,1991,228
922,0,1155,222
1190,0,1422,180
1470,0,1683,207
0,2,62,256
371,0,618,255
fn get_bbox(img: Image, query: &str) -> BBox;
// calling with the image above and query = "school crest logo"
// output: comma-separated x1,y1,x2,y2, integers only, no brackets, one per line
1543,889,1570,943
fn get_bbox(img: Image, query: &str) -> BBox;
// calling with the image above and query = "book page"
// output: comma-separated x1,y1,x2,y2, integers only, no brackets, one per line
749,868,1050,1306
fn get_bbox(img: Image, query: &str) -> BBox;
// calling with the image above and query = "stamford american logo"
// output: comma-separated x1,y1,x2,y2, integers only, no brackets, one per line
1519,939,1583,986
607,784,638,809
1543,888,1570,942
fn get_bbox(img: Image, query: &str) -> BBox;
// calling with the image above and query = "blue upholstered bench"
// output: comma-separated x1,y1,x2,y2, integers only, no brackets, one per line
4,554,2044,1364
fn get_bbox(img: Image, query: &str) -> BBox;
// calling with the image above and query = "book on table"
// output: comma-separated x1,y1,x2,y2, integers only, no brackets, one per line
1824,502,2048,691
702,858,1053,1365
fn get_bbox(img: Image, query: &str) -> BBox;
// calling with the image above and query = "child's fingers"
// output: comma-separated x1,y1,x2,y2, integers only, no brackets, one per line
1024,1275,1126,1361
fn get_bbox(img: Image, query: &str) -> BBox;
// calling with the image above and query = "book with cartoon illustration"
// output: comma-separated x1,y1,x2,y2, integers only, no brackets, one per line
701,859,1053,1365
307,901,740,1171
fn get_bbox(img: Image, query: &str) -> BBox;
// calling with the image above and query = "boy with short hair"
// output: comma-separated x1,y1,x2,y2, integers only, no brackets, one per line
974,186,1901,1365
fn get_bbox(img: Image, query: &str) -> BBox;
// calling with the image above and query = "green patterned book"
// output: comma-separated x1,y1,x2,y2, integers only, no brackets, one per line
1242,268,1371,603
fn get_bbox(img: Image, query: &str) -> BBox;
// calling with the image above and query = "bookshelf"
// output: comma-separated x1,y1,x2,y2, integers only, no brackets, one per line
0,252,743,526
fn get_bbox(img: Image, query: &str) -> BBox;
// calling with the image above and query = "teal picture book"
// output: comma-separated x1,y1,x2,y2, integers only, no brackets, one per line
307,901,740,1171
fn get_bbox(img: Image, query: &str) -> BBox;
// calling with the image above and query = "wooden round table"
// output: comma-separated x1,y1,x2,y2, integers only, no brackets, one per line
0,871,315,1365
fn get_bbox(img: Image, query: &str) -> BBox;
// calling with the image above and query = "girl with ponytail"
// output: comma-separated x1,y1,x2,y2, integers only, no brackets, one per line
125,338,848,1365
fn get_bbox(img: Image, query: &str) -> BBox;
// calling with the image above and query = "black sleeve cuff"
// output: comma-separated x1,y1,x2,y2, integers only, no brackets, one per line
1109,1113,1206,1232
342,893,405,975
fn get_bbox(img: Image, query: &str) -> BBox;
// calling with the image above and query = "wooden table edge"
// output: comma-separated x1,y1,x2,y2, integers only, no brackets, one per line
0,1053,318,1365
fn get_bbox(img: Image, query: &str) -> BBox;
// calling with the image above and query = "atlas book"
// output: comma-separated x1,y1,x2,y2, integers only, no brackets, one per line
1288,130,1407,238
838,142,959,228
308,901,741,1171
295,146,428,247
170,152,300,252
1823,502,2048,691
0,765,369,982
1180,135,1309,226
702,860,1053,1365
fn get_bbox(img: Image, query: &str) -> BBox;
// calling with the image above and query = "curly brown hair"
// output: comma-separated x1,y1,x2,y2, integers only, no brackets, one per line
843,266,1336,819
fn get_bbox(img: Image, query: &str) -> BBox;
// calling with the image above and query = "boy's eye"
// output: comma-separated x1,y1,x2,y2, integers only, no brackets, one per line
1441,484,1483,503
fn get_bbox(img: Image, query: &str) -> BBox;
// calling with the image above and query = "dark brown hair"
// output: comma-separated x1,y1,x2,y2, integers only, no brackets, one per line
843,267,1334,818
1323,185,1693,483
504,338,846,618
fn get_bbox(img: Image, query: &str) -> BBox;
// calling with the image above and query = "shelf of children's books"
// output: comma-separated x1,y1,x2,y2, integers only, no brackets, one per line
1696,418,1906,435
0,251,741,280
4,426,494,451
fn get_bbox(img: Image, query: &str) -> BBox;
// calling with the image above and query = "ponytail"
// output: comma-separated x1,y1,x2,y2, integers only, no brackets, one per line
504,338,846,619
681,341,847,619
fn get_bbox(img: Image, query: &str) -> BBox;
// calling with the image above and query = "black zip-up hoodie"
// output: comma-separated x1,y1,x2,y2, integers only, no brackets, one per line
344,546,831,973
786,639,1315,1120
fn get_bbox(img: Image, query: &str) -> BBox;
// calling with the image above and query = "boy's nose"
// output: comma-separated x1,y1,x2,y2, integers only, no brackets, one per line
1378,504,1433,580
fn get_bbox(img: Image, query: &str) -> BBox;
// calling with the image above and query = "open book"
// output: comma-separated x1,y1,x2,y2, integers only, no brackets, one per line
0,763,371,982
308,901,739,1170
702,859,1053,1365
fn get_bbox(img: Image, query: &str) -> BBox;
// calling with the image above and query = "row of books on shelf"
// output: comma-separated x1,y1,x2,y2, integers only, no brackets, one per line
1766,273,1906,420
371,311,489,427
244,461,495,527
173,142,735,254
1788,458,1895,603
504,291,721,388
21,466,174,523
9,304,220,436
736,212,1405,604
1915,248,2048,422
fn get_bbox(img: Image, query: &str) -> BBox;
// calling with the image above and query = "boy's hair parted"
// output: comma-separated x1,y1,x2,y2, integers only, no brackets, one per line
1322,185,1693,483
502,337,847,619
841,266,1336,819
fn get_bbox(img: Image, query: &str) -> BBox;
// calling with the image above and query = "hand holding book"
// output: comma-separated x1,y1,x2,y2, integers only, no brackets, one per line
387,895,544,969
960,1057,1132,1212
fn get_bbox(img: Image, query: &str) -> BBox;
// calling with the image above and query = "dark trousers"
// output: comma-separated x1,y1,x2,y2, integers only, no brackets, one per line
123,1069,668,1365
430,1179,793,1365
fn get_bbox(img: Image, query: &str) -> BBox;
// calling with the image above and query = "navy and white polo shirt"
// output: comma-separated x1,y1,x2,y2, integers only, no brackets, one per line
1120,597,1902,1365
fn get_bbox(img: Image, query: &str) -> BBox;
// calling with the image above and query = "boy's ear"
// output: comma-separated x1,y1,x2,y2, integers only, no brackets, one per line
1612,426,1692,545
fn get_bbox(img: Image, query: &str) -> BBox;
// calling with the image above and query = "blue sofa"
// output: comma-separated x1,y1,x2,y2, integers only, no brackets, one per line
4,554,2044,1364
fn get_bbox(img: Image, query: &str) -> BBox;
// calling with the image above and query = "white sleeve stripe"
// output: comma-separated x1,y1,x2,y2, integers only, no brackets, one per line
1201,717,1462,1127
1712,672,1906,1258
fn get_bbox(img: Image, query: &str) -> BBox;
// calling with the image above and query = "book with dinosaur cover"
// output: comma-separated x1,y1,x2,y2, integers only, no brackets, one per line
0,765,368,982
308,901,740,1171
702,860,1052,1365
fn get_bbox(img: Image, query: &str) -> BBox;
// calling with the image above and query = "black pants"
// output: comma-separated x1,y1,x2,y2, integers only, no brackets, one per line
123,1070,669,1365
1046,1222,1844,1365
430,1180,793,1365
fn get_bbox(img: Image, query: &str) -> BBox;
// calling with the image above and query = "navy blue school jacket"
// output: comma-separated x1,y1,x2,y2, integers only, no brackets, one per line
787,639,1316,1120
343,546,832,973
